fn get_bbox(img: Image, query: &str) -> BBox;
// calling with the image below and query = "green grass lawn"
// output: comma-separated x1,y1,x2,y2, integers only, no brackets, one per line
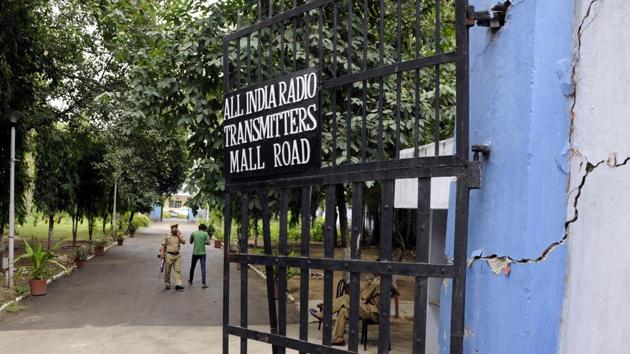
16,216,111,241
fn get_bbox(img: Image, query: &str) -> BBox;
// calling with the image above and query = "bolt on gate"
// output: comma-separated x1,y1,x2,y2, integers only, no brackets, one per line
222,0,481,353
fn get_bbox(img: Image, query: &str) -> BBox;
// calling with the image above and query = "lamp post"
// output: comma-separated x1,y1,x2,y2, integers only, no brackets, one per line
7,111,20,289
112,179,117,237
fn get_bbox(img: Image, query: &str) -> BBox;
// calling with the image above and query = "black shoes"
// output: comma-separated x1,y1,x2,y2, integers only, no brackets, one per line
175,285,185,291
165,285,171,290
202,284,208,289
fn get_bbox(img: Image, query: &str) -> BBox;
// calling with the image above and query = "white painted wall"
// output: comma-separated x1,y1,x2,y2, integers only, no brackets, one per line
559,1,630,353
394,138,454,209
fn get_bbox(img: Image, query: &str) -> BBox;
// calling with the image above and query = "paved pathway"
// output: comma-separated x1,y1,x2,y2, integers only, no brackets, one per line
0,221,298,353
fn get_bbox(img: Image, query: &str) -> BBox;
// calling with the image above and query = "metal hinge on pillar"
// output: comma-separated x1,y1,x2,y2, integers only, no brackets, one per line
466,1,511,30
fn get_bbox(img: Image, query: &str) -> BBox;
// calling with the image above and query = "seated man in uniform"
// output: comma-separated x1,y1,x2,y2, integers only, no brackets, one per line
310,274,392,346
160,224,186,290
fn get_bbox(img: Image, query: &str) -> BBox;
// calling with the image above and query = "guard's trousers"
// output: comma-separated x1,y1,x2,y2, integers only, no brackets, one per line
164,253,183,287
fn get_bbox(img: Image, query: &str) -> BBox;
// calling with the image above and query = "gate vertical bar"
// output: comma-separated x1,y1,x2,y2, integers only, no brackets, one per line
451,0,471,350
222,36,230,354
395,0,402,158
239,194,249,354
323,185,336,346
258,0,263,81
378,180,394,353
299,186,312,354
223,193,232,354
331,2,338,166
361,0,368,163
278,189,289,354
434,0,442,155
345,0,353,164
413,179,431,354
260,191,280,354
348,182,363,351
377,0,385,159
450,181,470,354
414,0,421,158
455,0,470,160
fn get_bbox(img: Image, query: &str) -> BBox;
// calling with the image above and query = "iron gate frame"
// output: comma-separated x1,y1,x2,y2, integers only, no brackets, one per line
222,1,480,353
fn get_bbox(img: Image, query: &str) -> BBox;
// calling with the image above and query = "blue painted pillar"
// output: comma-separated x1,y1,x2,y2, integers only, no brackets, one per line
440,1,574,353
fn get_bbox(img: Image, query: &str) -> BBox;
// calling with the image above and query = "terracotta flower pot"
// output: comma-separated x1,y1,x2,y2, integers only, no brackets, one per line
29,279,48,296
94,246,105,256
214,240,222,248
75,259,86,268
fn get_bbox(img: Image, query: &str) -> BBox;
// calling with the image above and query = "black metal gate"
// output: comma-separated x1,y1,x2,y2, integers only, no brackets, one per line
222,1,480,353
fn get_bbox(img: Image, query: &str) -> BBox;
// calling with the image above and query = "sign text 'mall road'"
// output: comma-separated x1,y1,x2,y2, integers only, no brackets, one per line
223,68,321,181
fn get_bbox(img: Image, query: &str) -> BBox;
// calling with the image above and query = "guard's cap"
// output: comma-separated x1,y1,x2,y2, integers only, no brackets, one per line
170,223,179,229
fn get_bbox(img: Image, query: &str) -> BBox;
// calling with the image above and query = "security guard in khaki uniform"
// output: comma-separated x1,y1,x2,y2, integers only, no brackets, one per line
310,275,397,346
160,224,186,290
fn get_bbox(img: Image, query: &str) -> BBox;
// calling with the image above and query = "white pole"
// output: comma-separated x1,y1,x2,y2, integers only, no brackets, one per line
7,124,16,289
112,180,117,237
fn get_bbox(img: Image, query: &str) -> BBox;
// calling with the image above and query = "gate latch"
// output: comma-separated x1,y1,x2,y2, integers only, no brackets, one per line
472,144,491,161
466,1,511,30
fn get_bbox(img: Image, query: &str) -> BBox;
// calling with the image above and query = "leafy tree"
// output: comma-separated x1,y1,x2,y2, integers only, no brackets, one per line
33,124,78,249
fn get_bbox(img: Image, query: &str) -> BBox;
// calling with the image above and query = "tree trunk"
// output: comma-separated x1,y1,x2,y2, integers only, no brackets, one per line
47,214,54,250
0,221,5,246
88,215,95,241
72,215,79,247
128,211,136,236
102,214,108,235
371,207,381,246
128,211,135,227
160,198,165,222
0,221,4,266
336,184,349,248
254,217,259,248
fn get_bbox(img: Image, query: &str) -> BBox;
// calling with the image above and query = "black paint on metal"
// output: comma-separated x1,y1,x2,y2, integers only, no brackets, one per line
299,186,311,354
260,191,280,354
323,185,336,345
239,194,249,354
413,179,431,354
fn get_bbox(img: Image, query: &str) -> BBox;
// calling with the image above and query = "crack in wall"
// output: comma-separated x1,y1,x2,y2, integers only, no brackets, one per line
570,0,599,138
468,0,623,274
469,155,630,275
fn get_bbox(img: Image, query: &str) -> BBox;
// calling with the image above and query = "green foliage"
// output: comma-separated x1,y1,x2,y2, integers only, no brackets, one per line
134,214,151,228
15,239,67,280
94,238,107,248
128,213,150,235
74,246,89,261
311,217,325,242
254,248,299,280
13,285,30,297
33,125,77,219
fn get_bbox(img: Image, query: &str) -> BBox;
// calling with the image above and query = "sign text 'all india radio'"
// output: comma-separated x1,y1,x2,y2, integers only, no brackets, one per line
223,68,321,181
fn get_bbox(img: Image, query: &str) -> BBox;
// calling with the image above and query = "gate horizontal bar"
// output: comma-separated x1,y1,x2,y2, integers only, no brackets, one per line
226,156,477,192
224,0,336,41
228,254,455,278
322,52,457,90
227,326,354,354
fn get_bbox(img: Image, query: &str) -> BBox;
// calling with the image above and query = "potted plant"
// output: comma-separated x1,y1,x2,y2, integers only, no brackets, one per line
74,246,88,268
94,238,107,256
115,231,124,246
15,239,67,296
